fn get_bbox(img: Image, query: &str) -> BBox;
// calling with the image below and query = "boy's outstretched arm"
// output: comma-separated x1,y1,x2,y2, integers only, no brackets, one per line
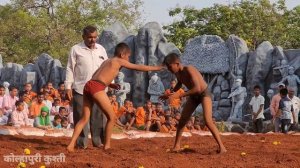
119,59,163,71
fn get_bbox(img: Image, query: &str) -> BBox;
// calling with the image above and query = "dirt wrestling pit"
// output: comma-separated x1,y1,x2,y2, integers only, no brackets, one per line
0,130,300,168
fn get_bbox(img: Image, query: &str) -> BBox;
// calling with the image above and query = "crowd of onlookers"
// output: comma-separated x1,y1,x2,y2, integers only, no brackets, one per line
0,82,73,130
0,79,299,134
108,79,209,133
250,83,300,134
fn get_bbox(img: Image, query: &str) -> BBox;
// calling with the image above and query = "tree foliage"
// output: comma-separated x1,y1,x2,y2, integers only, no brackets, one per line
163,0,300,51
0,0,143,65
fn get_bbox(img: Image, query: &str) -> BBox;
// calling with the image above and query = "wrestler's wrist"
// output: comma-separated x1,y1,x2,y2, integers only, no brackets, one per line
179,93,185,98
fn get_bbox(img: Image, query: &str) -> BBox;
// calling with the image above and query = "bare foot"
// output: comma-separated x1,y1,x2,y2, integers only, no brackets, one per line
171,145,182,153
217,147,227,154
67,145,75,153
104,145,111,150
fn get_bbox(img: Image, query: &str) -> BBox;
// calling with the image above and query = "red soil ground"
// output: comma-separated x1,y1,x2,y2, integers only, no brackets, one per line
0,134,299,168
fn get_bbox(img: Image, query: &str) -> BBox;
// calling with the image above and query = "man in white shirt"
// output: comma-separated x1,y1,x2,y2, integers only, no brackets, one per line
0,109,8,125
249,85,265,133
288,87,300,130
65,25,108,148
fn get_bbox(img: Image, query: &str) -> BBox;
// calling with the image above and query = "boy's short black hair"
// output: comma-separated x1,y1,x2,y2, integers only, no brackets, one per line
9,86,18,91
59,106,66,112
37,92,44,96
82,25,97,36
163,53,180,66
15,100,24,107
253,85,261,90
114,42,131,57
156,102,163,106
0,85,4,89
58,82,65,86
24,83,32,86
280,88,288,96
54,115,62,121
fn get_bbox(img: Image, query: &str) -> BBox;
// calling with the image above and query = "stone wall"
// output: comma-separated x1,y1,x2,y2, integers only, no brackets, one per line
1,22,300,122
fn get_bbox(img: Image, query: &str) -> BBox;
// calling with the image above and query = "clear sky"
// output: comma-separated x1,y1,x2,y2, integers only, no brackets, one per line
0,0,299,25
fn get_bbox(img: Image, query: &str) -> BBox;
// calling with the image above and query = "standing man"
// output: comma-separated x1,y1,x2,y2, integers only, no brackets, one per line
65,25,108,149
249,85,265,133
287,87,300,130
270,83,285,133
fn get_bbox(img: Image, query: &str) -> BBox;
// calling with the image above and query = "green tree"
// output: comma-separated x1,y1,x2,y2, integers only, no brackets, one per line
163,0,299,51
0,0,143,65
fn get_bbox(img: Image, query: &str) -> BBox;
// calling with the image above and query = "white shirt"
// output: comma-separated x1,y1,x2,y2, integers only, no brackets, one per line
289,96,300,123
65,42,108,95
249,95,265,119
43,100,52,111
0,115,8,125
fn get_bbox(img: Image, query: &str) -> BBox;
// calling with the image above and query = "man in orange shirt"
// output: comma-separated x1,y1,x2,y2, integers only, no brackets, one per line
127,105,146,130
118,100,135,125
110,94,119,116
164,79,185,111
29,93,46,118
127,100,153,130
41,82,59,99
21,83,37,105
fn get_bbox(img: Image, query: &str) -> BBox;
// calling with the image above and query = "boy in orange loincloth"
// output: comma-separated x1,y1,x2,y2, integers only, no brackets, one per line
159,53,226,154
67,43,163,152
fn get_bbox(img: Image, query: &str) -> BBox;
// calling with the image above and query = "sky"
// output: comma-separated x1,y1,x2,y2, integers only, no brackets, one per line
0,0,299,25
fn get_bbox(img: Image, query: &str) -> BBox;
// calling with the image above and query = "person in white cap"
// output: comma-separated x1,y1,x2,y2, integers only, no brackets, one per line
287,87,300,130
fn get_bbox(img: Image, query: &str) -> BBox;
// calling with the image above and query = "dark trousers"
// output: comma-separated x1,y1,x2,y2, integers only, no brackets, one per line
73,90,107,147
253,118,263,133
280,119,291,134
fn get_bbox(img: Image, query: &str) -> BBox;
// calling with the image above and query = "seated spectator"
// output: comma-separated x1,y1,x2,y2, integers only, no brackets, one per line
156,103,165,123
163,115,176,132
110,94,119,116
148,103,162,132
58,106,73,126
61,118,70,129
126,101,152,130
164,79,185,111
44,91,54,106
127,106,146,130
151,103,157,114
51,98,61,116
59,106,68,119
57,82,70,106
20,83,37,105
174,112,181,128
0,85,5,109
19,92,30,114
57,82,66,99
0,109,8,125
29,93,46,118
193,116,201,131
2,86,19,117
41,82,59,99
186,118,195,131
52,115,62,129
34,106,52,130
119,100,135,125
11,100,30,127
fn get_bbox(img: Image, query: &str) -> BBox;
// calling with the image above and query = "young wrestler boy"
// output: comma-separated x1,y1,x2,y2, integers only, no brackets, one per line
67,43,163,152
160,53,226,153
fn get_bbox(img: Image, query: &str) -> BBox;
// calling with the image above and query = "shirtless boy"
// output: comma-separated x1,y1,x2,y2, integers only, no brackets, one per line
160,53,227,154
67,43,163,152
